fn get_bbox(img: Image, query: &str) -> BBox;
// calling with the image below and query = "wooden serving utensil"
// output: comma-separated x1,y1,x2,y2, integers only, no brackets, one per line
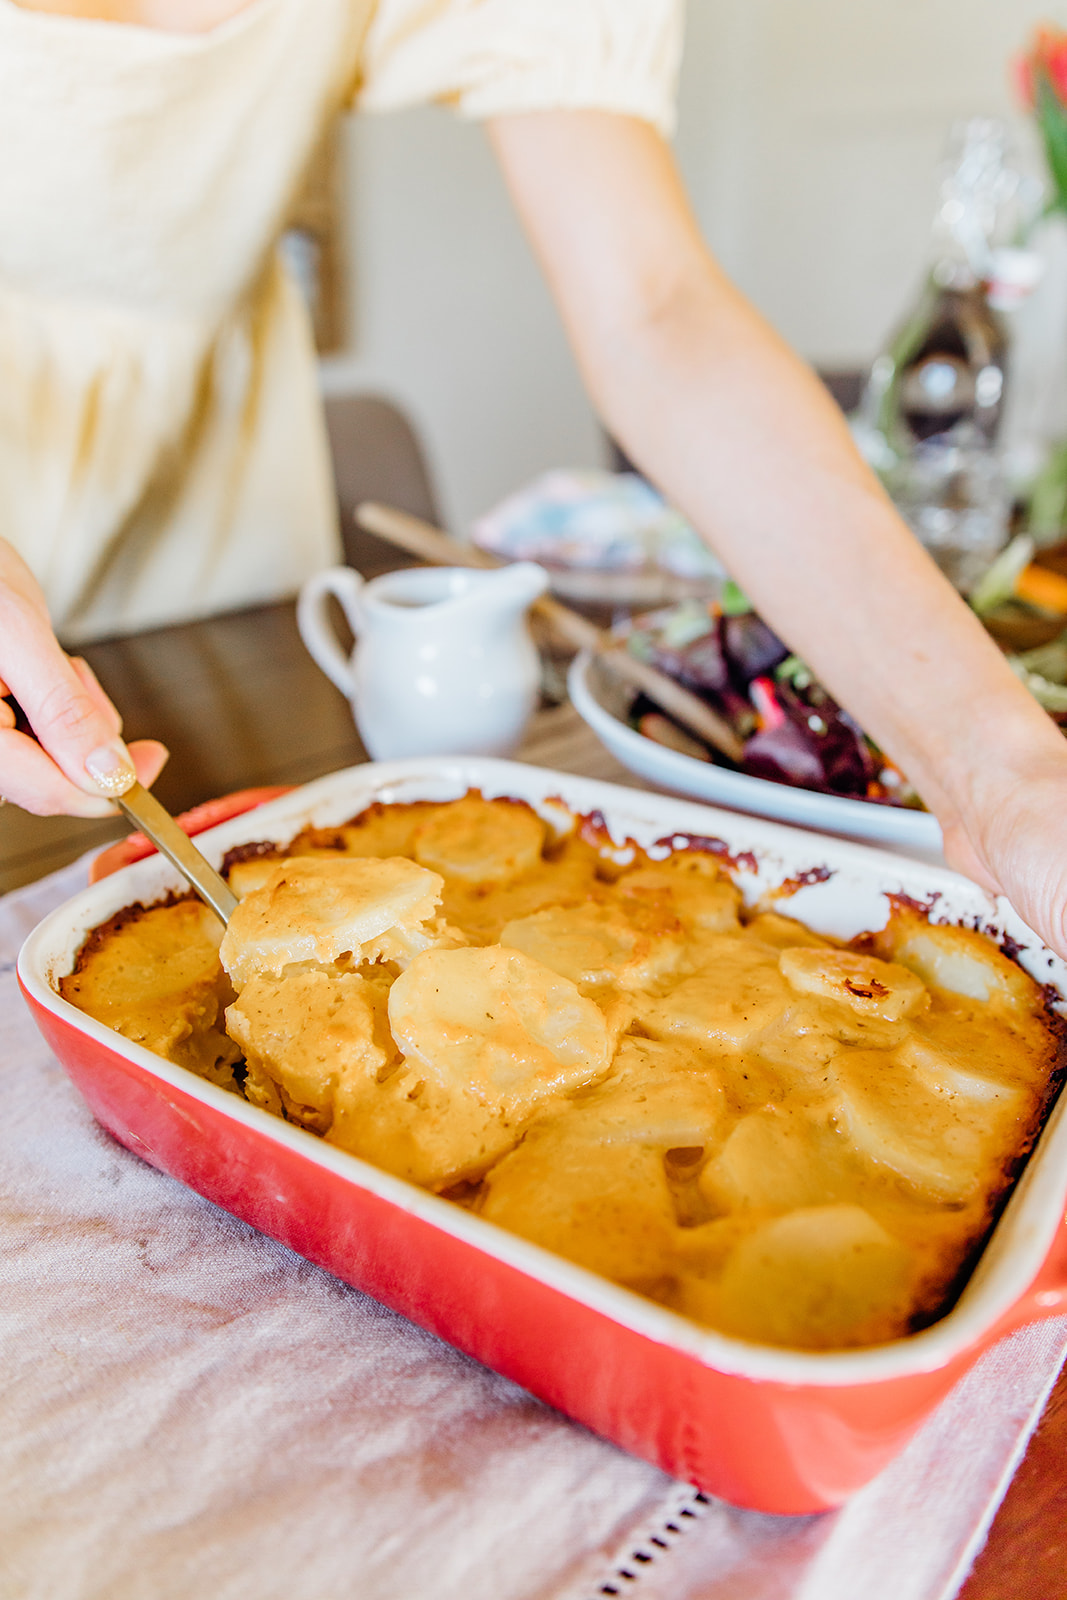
355,502,744,765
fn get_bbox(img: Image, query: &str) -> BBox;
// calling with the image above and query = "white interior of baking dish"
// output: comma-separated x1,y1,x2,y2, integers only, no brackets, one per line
18,757,1067,1388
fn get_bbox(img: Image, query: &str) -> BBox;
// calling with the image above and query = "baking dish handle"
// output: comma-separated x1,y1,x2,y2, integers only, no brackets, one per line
88,786,294,883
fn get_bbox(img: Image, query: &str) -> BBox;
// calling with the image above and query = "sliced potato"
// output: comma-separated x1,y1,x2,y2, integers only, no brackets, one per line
830,1048,1028,1201
227,856,284,898
294,800,435,861
59,899,240,1089
916,1005,1058,1090
712,1205,915,1348
641,936,792,1050
750,995,901,1092
897,1031,1036,1104
876,907,1043,1013
743,911,835,951
500,901,684,992
700,1108,857,1214
388,945,611,1120
412,795,545,885
779,946,928,1023
442,841,600,945
560,1057,725,1151
219,856,445,986
482,1129,678,1285
328,1065,523,1190
227,967,394,1133
612,860,742,935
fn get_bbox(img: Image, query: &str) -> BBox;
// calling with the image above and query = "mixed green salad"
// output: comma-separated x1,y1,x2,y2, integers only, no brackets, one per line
623,542,1067,808
625,587,924,809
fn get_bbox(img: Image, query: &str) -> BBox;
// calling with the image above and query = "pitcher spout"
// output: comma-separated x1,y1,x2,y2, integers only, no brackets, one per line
480,560,550,614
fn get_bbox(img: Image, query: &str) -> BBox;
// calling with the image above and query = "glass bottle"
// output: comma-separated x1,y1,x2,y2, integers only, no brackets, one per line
854,120,1031,592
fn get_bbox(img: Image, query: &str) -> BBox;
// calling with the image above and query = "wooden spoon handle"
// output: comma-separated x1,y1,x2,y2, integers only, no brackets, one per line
357,501,500,572
354,502,744,765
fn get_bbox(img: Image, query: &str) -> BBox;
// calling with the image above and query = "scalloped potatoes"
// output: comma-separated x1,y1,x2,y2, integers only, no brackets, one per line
61,793,1064,1351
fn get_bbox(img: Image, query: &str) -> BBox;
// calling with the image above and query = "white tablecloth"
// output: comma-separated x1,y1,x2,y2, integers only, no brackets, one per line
2,858,1064,1600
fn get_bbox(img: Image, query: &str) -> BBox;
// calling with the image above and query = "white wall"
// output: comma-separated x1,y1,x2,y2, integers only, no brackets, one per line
323,1,1064,532
675,0,1054,367
321,106,602,533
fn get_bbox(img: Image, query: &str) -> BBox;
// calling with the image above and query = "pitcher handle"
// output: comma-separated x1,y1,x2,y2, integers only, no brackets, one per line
296,566,365,698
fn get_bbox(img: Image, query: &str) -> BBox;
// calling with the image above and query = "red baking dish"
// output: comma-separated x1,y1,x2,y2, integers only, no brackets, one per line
17,759,1067,1514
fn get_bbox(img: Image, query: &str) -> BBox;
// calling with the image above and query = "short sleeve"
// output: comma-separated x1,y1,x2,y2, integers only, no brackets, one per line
354,0,684,138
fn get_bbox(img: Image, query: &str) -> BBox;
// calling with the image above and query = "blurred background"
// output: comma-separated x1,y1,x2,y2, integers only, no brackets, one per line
13,0,1067,889
309,0,1065,536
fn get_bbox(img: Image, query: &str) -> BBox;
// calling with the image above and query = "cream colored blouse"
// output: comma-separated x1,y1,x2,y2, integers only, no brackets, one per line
0,0,682,644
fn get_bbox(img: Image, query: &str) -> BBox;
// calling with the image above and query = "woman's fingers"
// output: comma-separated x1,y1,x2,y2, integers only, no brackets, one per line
17,659,125,793
128,739,170,789
0,540,168,811
943,771,1067,966
69,656,123,728
69,661,168,791
0,728,119,817
0,732,170,818
0,559,120,796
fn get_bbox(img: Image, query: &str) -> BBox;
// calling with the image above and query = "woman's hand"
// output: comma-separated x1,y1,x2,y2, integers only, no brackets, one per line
938,741,1067,963
0,539,168,817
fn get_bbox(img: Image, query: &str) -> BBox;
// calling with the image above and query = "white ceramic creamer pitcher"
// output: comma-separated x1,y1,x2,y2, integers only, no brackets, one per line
296,561,549,759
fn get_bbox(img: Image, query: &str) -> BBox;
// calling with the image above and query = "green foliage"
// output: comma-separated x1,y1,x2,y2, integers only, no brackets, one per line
1036,70,1067,214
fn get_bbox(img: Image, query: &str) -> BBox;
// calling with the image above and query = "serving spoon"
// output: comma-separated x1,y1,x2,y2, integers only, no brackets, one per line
90,764,238,925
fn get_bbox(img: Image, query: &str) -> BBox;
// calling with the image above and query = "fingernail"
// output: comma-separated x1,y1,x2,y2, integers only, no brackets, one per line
84,738,137,798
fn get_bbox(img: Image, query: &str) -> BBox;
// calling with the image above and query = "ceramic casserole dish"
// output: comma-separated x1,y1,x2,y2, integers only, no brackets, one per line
17,758,1067,1514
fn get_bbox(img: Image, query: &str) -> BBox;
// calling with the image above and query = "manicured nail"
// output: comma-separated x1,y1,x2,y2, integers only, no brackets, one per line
84,738,137,798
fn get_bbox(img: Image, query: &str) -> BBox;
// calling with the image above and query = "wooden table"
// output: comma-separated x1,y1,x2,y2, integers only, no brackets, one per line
1,596,1063,1595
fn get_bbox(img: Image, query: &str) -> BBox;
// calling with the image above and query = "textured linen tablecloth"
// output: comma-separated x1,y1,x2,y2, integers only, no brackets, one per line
3,859,1065,1600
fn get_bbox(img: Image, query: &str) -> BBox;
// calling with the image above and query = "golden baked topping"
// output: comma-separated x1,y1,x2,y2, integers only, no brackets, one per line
388,945,612,1112
500,901,685,992
219,855,446,986
778,947,928,1023
227,967,396,1133
412,794,546,885
60,792,1064,1352
60,898,240,1091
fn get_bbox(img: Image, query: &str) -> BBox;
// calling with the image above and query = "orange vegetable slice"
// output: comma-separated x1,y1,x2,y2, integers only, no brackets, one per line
1015,563,1067,615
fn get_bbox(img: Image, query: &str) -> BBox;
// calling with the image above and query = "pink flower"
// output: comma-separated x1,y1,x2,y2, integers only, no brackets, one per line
1016,23,1067,217
1018,23,1067,109
1014,52,1035,110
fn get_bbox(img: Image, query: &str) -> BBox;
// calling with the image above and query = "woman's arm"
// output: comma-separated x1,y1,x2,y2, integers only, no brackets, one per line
489,109,1067,957
0,539,167,815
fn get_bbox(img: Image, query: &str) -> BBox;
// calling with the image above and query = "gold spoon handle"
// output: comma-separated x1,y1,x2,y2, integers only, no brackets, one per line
116,782,238,925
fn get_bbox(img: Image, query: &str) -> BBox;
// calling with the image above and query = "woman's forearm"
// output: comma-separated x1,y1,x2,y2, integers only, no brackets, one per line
489,109,1067,868
578,256,1065,845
